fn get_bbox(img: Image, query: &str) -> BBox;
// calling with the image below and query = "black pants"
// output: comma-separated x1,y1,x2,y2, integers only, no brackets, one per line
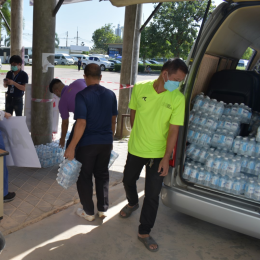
123,153,164,235
76,144,112,215
5,95,23,116
78,65,81,71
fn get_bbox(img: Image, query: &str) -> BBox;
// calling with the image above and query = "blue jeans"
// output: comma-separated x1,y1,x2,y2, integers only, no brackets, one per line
5,95,23,116
0,131,8,196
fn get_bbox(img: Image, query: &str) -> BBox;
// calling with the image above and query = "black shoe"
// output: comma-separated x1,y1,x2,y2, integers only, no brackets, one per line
4,192,16,203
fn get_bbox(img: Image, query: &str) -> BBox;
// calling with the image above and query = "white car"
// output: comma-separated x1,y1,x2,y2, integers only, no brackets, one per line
83,56,114,71
24,55,32,65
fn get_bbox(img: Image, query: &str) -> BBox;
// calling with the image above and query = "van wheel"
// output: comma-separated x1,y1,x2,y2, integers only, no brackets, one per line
100,65,105,71
61,62,65,65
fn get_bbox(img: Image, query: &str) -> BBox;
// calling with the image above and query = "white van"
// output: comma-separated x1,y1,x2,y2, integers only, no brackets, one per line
70,54,89,62
157,0,260,240
54,53,74,65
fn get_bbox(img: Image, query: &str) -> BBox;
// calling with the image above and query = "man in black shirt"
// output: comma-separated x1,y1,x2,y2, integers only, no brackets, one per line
4,55,29,116
78,58,82,71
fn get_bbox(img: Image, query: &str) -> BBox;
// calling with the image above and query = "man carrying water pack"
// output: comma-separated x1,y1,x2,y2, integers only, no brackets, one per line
64,63,118,221
119,58,188,252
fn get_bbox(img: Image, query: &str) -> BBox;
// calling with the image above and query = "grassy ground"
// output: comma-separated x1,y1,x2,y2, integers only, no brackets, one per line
54,65,78,69
236,66,246,70
0,70,8,73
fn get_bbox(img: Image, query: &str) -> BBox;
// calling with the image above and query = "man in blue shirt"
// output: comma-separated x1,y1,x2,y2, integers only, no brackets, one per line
4,55,29,116
77,58,82,71
64,63,118,221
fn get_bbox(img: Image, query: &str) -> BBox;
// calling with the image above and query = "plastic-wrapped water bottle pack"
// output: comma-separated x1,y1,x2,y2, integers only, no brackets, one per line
56,150,119,189
183,93,260,202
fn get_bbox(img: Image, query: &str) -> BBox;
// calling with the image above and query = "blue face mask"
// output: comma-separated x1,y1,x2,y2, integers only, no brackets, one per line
164,73,180,92
11,66,18,72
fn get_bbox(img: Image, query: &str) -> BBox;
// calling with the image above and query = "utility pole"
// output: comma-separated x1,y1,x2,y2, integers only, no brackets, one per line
76,27,78,46
10,0,23,56
115,4,142,138
66,31,68,47
31,0,56,145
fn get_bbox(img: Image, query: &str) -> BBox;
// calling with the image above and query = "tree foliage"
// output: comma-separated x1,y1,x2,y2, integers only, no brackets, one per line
140,1,215,60
241,47,253,60
0,0,11,46
92,24,117,51
89,48,106,54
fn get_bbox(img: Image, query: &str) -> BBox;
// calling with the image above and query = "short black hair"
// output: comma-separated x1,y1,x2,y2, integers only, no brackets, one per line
161,58,188,75
84,63,101,79
10,55,22,64
49,78,62,93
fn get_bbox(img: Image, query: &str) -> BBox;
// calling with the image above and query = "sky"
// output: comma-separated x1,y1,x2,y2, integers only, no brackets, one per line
8,0,224,48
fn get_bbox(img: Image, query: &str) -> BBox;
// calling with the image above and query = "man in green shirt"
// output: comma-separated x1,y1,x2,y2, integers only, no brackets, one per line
120,59,188,252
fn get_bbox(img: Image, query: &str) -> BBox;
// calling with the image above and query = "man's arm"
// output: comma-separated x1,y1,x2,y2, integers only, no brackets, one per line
158,124,179,176
64,119,86,160
112,115,117,137
6,80,26,91
130,109,136,128
59,119,69,148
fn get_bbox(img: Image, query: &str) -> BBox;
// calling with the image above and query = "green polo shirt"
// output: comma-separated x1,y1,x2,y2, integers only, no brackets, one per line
128,80,185,158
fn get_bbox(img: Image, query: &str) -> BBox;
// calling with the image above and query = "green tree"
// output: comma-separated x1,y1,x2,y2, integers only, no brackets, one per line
55,33,60,48
92,24,116,51
82,51,89,55
241,47,253,60
0,0,11,46
142,1,215,59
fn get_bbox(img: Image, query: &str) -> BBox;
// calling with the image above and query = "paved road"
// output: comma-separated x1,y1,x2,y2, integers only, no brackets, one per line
1,177,260,260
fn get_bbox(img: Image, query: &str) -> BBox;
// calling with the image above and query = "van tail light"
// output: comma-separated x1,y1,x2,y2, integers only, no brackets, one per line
169,142,177,167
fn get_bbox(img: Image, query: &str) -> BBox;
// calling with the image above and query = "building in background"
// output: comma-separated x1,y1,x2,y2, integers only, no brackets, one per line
107,43,123,58
115,24,122,38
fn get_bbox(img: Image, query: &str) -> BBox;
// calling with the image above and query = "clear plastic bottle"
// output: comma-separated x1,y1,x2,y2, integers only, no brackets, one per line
201,96,211,112
214,101,224,118
198,113,208,127
246,157,256,174
208,99,217,114
224,177,234,193
192,111,202,125
256,126,260,142
245,179,255,199
192,127,202,144
209,173,220,189
254,158,260,176
220,157,229,175
187,125,196,142
198,147,209,163
231,177,242,195
191,145,201,161
231,117,240,135
241,155,249,173
232,136,242,154
217,174,227,191
205,114,215,130
186,144,196,158
211,130,221,147
237,103,245,120
247,138,256,157
196,167,206,184
230,103,239,116
189,166,199,183
189,109,197,123
183,163,192,179
253,182,260,201
240,175,247,194
193,94,204,109
203,171,212,187
223,116,232,130
217,115,226,130
235,156,242,173
225,132,234,150
205,154,215,172
226,159,237,178
197,129,207,145
212,155,222,174
238,137,248,156
255,142,260,157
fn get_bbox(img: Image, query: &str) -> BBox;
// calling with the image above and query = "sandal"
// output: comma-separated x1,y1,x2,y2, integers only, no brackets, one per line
138,236,159,252
119,204,139,218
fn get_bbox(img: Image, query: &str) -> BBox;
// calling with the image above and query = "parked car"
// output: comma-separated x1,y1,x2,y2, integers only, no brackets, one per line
108,59,121,64
72,56,78,65
149,60,161,64
83,56,114,71
54,53,74,65
0,58,2,69
159,0,260,240
24,55,30,65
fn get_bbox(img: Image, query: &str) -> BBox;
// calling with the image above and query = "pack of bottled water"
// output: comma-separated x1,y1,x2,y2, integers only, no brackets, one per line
35,144,64,168
108,151,119,168
57,159,82,189
183,93,260,202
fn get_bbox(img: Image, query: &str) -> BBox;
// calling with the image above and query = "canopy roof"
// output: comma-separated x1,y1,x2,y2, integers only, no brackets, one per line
109,0,196,7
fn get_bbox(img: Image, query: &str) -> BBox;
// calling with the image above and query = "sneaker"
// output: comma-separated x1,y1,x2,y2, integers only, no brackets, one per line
76,208,95,221
98,211,107,219
4,192,16,203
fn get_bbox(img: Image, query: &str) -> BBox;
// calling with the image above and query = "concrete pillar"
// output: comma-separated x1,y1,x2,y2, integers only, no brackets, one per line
115,4,142,138
31,0,56,145
10,0,23,56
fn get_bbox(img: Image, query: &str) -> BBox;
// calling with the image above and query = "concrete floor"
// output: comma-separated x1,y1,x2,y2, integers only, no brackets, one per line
1,176,260,260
